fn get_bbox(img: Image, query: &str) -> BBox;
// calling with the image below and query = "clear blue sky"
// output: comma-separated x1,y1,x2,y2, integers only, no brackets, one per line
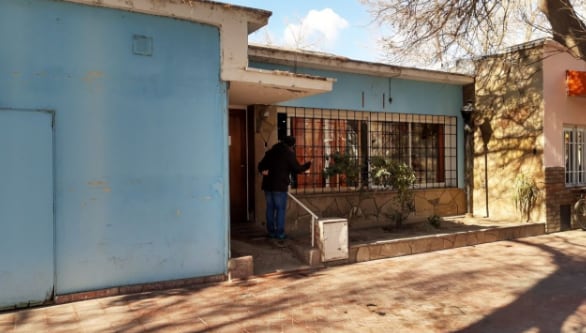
227,0,383,62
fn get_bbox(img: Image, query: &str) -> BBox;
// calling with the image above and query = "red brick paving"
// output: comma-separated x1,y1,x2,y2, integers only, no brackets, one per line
1,230,585,332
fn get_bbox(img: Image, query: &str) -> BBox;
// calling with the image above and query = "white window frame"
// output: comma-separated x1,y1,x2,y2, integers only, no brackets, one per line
564,126,586,186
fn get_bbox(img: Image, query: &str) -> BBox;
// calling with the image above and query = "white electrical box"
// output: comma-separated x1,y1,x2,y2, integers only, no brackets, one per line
316,218,348,262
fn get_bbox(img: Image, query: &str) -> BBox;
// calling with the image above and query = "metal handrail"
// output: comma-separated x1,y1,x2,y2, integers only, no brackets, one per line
288,192,319,247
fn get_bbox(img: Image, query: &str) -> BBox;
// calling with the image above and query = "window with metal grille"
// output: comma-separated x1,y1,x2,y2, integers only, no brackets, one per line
277,107,458,193
564,127,586,185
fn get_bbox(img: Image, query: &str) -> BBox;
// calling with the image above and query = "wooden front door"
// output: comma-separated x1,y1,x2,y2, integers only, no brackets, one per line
229,109,247,223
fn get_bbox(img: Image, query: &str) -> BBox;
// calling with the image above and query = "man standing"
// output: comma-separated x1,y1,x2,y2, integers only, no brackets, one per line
258,136,311,239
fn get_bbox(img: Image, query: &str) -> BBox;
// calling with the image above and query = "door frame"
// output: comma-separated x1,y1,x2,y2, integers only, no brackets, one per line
229,108,255,224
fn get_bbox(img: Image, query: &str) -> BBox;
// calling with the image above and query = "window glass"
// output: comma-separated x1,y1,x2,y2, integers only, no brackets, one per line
278,107,457,193
565,127,586,186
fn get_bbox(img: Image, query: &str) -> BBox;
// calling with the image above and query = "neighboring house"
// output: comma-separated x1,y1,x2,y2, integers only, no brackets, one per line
472,39,586,232
246,45,474,234
0,0,332,309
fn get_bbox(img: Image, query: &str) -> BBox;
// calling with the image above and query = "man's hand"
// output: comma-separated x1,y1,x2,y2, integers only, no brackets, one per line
261,170,269,176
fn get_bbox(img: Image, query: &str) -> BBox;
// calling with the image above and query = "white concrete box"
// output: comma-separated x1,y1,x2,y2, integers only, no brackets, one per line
316,218,348,262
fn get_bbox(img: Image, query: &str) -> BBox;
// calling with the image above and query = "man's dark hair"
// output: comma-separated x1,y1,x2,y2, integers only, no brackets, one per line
283,136,296,147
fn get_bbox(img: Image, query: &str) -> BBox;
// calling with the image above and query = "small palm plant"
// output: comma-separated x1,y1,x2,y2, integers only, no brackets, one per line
513,174,539,222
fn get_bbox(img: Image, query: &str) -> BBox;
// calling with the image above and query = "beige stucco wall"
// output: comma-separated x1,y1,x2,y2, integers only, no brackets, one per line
473,45,545,222
542,41,586,168
473,41,586,231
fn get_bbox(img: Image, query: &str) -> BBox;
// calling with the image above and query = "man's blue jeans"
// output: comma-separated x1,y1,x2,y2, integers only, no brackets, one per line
264,191,288,238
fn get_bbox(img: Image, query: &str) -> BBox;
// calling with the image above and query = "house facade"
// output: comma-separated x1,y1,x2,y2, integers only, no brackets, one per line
1,0,474,309
472,39,586,232
245,46,474,234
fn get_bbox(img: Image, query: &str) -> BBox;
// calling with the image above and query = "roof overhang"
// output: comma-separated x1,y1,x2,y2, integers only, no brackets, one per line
229,68,335,106
61,0,271,33
249,45,474,86
60,0,334,106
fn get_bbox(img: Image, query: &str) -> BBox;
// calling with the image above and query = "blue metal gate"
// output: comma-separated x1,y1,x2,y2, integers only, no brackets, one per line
0,109,54,309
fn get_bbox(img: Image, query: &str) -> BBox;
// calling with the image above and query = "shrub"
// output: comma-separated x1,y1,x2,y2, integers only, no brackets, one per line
323,152,361,187
427,215,441,228
370,157,416,228
513,174,539,222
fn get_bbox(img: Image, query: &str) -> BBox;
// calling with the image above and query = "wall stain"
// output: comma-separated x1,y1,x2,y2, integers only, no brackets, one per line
134,241,153,248
81,197,98,208
88,180,111,193
109,256,127,268
212,180,223,196
83,71,104,83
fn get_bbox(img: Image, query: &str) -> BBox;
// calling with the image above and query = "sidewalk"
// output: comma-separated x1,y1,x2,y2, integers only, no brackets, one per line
1,230,585,332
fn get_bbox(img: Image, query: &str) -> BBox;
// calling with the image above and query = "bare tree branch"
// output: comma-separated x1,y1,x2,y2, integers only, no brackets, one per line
539,0,586,58
361,0,586,69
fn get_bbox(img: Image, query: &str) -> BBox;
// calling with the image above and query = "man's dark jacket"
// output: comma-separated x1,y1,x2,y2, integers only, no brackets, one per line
258,142,310,192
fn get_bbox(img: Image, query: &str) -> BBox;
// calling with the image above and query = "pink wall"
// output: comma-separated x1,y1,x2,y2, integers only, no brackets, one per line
543,41,586,167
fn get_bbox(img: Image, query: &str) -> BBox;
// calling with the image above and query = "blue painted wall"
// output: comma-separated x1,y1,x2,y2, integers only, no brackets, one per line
0,110,54,308
0,0,228,295
251,61,466,188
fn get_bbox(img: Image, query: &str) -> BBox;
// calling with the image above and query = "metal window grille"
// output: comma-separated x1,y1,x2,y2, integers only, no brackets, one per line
277,106,458,193
565,127,586,185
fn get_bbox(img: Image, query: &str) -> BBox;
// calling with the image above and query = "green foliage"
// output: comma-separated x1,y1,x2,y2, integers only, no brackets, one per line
323,152,361,187
370,156,416,227
427,215,441,229
370,156,416,191
513,174,539,222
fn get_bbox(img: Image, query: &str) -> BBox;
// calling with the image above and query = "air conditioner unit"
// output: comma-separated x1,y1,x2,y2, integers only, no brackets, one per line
315,218,348,262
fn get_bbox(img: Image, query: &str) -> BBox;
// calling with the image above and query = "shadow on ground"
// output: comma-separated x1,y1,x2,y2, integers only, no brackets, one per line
231,215,530,275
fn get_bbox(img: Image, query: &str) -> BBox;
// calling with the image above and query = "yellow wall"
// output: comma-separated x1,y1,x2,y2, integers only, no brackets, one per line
473,45,545,222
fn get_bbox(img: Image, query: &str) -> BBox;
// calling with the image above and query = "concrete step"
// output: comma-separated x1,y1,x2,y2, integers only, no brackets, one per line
229,222,546,279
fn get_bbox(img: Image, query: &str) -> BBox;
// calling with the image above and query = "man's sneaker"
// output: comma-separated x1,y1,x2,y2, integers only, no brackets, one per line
277,234,287,240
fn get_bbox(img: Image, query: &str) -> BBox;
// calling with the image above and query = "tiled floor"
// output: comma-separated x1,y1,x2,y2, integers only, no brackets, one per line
1,230,585,332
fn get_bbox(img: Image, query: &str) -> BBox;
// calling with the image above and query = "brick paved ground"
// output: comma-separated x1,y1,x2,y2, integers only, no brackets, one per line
1,230,585,332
